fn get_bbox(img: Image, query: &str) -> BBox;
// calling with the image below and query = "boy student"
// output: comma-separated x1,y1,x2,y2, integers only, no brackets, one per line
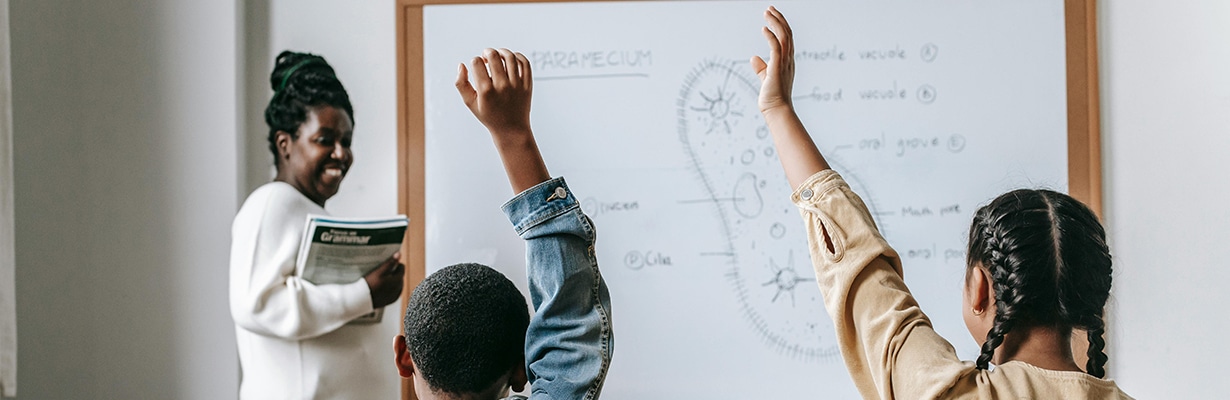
394,48,614,400
752,6,1132,399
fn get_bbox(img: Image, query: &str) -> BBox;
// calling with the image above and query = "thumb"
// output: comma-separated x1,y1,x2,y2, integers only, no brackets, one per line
750,56,768,80
367,252,401,276
455,63,477,107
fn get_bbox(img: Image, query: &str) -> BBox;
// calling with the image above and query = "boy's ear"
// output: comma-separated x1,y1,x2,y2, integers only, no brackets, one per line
393,335,415,378
510,362,528,393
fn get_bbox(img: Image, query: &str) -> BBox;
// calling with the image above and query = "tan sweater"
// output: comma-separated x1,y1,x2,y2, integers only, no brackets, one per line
791,170,1133,400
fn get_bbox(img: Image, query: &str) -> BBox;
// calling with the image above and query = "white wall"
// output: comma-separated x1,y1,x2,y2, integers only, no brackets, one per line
6,0,397,397
243,0,399,220
242,0,401,398
1100,1,1230,398
9,0,240,398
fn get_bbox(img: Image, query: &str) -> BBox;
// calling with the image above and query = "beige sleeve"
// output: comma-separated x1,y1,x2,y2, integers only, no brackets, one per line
792,170,975,400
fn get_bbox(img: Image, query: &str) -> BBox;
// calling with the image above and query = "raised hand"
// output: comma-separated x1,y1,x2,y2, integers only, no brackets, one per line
455,48,550,194
455,48,534,137
750,6,829,189
750,6,796,114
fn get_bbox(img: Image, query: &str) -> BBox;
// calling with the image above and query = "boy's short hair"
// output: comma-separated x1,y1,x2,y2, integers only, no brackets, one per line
403,263,531,394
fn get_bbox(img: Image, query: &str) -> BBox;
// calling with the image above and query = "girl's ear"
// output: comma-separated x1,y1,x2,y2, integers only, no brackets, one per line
969,266,994,318
275,130,293,160
963,265,997,345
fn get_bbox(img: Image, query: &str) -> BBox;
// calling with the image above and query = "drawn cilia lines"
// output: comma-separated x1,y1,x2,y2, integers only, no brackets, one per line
678,58,885,363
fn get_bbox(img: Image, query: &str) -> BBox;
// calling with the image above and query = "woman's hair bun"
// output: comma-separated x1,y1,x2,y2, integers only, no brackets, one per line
263,50,353,165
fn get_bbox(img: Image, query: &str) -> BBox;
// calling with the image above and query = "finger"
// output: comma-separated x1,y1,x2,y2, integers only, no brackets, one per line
750,56,768,79
762,26,782,64
386,262,405,277
497,48,519,87
470,56,492,92
515,52,533,92
484,48,509,89
387,252,404,275
380,255,398,269
366,258,394,277
768,6,790,32
767,7,794,59
455,63,478,106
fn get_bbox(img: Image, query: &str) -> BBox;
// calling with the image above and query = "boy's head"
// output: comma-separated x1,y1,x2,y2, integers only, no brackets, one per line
395,263,531,400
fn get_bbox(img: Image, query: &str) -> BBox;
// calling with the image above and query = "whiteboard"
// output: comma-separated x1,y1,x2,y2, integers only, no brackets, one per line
422,1,1067,398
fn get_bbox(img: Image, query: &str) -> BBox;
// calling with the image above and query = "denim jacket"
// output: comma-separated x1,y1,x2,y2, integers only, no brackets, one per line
501,177,614,400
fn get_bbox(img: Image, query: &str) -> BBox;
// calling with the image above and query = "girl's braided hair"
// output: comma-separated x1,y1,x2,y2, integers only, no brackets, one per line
967,189,1112,377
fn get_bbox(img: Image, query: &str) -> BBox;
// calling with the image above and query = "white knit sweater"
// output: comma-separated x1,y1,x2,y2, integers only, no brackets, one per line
229,181,388,399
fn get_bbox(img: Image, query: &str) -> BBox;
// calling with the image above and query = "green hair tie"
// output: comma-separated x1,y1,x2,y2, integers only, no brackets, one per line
278,59,318,92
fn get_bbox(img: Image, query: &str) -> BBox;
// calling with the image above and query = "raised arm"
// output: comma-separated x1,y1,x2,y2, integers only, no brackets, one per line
751,6,830,190
457,48,614,400
456,48,549,193
753,8,974,399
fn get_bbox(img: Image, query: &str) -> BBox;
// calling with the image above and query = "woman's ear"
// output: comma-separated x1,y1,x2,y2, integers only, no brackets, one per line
275,130,293,160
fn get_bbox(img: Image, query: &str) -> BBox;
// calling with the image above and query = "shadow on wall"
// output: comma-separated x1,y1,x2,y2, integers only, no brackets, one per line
244,0,274,200
11,0,241,398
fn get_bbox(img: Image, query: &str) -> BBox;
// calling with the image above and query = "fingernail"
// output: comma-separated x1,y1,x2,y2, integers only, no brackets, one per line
393,252,401,260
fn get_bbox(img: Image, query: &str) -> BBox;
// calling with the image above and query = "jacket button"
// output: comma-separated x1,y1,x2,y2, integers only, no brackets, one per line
547,186,568,201
801,189,814,200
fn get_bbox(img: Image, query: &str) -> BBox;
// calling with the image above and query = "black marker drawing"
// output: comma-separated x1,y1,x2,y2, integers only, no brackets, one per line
678,58,886,362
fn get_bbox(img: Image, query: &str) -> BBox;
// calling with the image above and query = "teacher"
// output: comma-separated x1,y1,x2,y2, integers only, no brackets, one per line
229,51,405,400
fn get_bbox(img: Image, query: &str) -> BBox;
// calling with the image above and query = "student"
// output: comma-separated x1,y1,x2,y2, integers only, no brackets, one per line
393,48,614,400
750,7,1133,399
230,51,405,400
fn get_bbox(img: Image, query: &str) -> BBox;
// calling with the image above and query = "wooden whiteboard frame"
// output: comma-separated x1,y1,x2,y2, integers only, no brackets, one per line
395,1,1101,398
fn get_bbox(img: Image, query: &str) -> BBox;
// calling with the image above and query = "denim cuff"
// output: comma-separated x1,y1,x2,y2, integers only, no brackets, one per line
501,177,580,236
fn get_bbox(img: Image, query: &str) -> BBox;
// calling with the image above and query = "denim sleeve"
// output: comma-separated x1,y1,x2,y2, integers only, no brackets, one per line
502,177,613,400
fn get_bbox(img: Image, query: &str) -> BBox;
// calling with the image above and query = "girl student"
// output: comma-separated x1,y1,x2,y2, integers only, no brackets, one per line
750,7,1132,399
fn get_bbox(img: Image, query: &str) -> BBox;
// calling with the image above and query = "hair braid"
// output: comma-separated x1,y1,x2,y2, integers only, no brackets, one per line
1084,318,1108,378
1045,191,1113,378
973,222,1026,370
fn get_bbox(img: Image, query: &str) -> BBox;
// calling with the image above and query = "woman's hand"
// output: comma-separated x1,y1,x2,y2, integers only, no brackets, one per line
751,6,795,115
364,252,405,309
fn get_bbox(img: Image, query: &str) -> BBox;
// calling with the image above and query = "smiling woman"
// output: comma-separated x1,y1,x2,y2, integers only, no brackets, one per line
266,51,355,206
229,51,406,400
274,105,353,206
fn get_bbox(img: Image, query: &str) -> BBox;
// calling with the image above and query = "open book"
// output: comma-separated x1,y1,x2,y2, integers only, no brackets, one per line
296,214,408,324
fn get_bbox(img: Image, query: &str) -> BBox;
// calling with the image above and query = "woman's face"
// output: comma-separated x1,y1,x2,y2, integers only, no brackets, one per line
276,106,354,206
